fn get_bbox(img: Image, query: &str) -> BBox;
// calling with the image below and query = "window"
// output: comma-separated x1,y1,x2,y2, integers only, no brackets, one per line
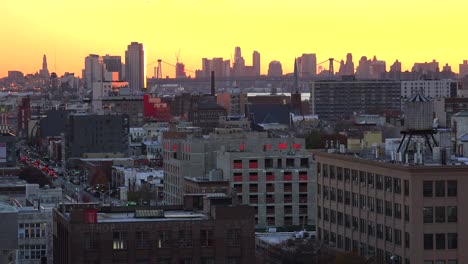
345,214,351,228
360,218,366,233
337,212,343,226
84,233,99,250
360,194,366,209
18,245,46,260
158,230,171,248
385,226,392,242
377,224,383,239
424,234,433,250
178,230,193,248
323,208,329,221
136,231,150,249
359,171,366,186
329,165,335,178
367,221,375,236
404,180,409,196
447,233,457,249
376,174,383,190
368,196,374,212
18,223,46,239
435,181,445,197
337,189,343,203
344,168,350,182
384,176,392,192
424,261,433,264
330,188,336,201
368,173,374,188
344,191,350,205
448,260,458,264
393,178,401,194
394,229,402,245
435,206,445,223
113,231,127,250
352,193,358,208
376,199,383,214
404,205,410,221
394,203,401,219
331,210,336,224
447,180,457,196
405,232,410,248
385,201,393,217
226,257,240,264
352,170,358,184
423,181,433,197
435,233,445,249
447,206,457,222
200,230,213,247
352,216,358,230
227,229,241,247
423,207,433,223
337,167,343,181
317,206,321,219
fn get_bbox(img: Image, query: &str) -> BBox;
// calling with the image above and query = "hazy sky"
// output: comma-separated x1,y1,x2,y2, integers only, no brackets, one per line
1,0,467,78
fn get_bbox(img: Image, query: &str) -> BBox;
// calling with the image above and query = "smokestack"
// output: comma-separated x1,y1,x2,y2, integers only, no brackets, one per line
210,71,215,96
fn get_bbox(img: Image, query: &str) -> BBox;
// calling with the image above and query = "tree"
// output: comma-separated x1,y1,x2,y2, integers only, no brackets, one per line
305,130,322,149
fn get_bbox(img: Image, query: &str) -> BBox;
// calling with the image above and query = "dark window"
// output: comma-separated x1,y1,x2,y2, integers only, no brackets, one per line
385,201,393,217
344,191,350,205
323,208,329,221
329,165,335,178
359,171,366,187
423,207,433,223
367,221,375,236
344,168,350,182
352,170,358,184
178,230,193,248
405,205,410,221
227,229,241,247
393,178,401,194
385,226,392,242
448,206,457,222
377,224,383,239
337,167,343,181
394,229,402,245
136,231,150,249
394,203,401,219
384,176,393,192
352,193,358,208
423,181,433,197
448,233,458,249
435,206,445,223
405,232,410,248
337,212,343,226
368,173,374,188
404,180,410,196
322,164,328,177
317,206,321,219
435,181,445,197
360,218,366,233
376,199,383,214
331,210,336,224
200,230,213,247
424,234,433,250
158,231,171,248
330,188,336,201
368,196,375,212
376,174,383,190
436,233,445,249
447,180,457,197
337,189,343,203
352,216,358,230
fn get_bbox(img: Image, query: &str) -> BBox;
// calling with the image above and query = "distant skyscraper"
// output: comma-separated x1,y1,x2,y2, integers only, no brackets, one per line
412,59,439,73
299,53,317,78
267,61,283,77
389,60,402,80
291,58,302,115
356,55,386,79
234,46,242,62
460,60,468,78
344,53,354,75
102,54,122,80
125,42,146,91
253,51,261,76
40,54,50,78
233,46,246,77
84,54,103,89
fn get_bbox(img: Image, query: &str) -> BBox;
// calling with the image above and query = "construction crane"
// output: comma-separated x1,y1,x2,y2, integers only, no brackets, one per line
317,58,341,79
147,58,195,79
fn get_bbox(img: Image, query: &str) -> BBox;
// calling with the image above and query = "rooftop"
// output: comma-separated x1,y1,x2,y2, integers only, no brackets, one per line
68,210,208,223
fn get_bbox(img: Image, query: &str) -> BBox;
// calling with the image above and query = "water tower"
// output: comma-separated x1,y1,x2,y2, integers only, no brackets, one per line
397,94,438,155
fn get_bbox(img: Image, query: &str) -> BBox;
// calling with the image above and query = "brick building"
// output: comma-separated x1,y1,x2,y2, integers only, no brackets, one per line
53,197,255,264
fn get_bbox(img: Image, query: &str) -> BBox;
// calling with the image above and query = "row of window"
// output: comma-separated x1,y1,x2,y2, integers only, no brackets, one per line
318,228,407,264
423,180,457,197
233,158,309,169
318,187,410,221
424,233,458,250
318,207,409,247
18,223,47,239
423,206,457,223
234,182,308,193
85,229,241,251
424,260,458,264
18,244,46,260
318,163,409,196
232,171,309,182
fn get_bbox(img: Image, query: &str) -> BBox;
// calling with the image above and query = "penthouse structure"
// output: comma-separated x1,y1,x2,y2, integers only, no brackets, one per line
313,150,464,264
163,129,315,228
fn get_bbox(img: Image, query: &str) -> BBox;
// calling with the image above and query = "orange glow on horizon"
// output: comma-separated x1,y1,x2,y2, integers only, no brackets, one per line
1,0,468,78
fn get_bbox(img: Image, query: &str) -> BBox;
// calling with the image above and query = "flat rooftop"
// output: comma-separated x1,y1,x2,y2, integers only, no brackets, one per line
66,210,209,223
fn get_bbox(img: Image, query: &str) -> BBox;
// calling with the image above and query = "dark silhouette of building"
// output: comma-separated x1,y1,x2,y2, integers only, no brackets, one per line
188,95,227,133
101,96,144,126
125,42,145,91
17,97,31,137
268,61,283,77
65,114,129,158
53,196,255,264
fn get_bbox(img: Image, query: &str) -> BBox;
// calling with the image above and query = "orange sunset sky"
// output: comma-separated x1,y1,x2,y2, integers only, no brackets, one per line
1,0,468,78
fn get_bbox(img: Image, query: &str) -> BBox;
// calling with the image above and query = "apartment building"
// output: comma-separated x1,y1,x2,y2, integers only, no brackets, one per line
313,150,464,264
163,129,315,229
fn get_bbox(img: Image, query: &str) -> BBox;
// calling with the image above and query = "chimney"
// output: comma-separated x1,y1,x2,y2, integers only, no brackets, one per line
210,71,215,96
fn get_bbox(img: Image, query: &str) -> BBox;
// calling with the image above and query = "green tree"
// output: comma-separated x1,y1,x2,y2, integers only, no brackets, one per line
305,130,322,149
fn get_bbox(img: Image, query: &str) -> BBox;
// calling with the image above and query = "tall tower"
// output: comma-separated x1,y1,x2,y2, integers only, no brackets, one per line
291,58,302,115
125,42,146,92
40,55,50,78
84,54,103,89
252,51,261,76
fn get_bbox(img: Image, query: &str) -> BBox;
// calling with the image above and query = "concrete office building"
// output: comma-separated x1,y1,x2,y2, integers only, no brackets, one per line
53,197,255,264
310,80,401,121
163,129,315,228
65,114,129,158
125,42,145,91
101,96,144,127
84,54,103,89
298,53,317,78
314,150,465,264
